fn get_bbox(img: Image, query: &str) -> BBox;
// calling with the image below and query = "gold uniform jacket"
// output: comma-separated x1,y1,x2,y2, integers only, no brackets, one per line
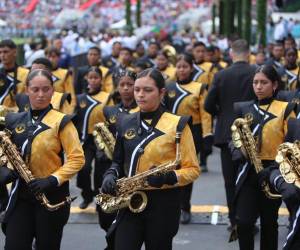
164,81,212,138
192,64,211,85
234,98,295,160
74,91,113,142
160,65,176,84
233,98,295,193
4,107,84,220
283,66,300,91
0,66,29,108
109,110,200,188
52,68,76,113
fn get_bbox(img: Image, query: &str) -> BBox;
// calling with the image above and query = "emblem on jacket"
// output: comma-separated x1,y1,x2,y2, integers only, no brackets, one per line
79,100,87,108
124,128,136,140
0,79,5,87
168,90,176,98
292,98,300,104
15,123,26,134
245,113,254,121
109,115,117,124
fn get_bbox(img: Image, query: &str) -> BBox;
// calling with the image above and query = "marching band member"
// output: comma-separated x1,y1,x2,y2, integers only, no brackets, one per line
231,65,295,250
96,70,138,233
74,66,113,209
0,69,84,250
164,53,212,223
101,68,200,250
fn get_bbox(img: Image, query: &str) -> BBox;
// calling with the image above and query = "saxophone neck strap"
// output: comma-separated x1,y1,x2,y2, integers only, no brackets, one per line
176,115,191,144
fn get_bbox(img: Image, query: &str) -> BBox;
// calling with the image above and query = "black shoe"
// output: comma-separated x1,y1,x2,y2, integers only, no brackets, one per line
79,200,92,209
201,165,208,173
180,210,191,224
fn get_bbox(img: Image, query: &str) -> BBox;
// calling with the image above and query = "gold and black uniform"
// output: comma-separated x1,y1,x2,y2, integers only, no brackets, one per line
233,97,295,250
1,106,84,250
96,101,139,232
0,65,29,108
192,64,211,85
104,107,199,250
283,65,300,91
159,65,176,84
74,90,113,204
268,118,300,250
16,92,73,115
52,67,76,113
164,79,212,215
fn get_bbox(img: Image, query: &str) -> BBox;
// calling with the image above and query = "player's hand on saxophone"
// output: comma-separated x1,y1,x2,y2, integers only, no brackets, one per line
101,169,118,195
147,167,178,188
28,176,58,195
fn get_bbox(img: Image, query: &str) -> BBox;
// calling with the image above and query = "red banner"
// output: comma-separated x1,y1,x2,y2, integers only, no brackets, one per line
24,0,39,13
79,0,101,10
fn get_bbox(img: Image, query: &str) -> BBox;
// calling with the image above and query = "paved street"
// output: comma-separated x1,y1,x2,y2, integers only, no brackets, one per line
0,147,289,249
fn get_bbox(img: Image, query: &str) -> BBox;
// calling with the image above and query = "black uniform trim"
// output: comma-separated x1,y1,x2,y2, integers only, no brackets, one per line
59,114,75,131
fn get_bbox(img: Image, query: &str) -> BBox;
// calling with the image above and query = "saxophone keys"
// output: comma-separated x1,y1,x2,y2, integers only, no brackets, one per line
284,172,296,184
275,154,284,163
279,161,291,174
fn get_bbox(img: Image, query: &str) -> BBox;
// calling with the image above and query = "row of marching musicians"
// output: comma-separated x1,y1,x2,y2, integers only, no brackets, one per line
1,38,300,250
0,52,206,249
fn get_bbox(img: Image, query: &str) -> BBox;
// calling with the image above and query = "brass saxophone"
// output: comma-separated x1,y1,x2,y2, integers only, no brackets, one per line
0,130,75,211
0,105,17,125
93,122,115,160
231,116,281,199
95,132,182,213
276,141,300,189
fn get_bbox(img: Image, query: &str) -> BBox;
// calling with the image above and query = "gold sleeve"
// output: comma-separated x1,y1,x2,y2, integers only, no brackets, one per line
64,74,76,114
199,87,212,137
196,72,210,85
60,100,73,115
52,122,85,184
102,74,113,93
174,125,200,186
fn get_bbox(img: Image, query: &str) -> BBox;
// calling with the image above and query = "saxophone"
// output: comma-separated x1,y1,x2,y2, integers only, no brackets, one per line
95,132,182,213
93,122,115,160
0,130,75,211
231,116,281,199
276,141,300,189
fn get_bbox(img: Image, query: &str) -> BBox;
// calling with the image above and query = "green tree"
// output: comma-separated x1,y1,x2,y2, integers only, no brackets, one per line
136,0,141,27
242,0,251,43
256,0,267,46
125,0,133,35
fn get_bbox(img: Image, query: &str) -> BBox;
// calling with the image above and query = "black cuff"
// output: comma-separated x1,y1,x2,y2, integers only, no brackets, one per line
165,171,178,185
48,176,58,187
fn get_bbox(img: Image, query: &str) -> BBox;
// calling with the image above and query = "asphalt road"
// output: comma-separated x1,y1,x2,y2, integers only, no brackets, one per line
0,147,290,249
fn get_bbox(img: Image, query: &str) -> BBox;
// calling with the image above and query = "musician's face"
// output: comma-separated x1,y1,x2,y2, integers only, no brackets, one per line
285,50,297,65
176,59,193,81
134,76,165,112
156,54,168,70
118,76,134,102
0,46,16,67
26,75,54,110
253,72,277,100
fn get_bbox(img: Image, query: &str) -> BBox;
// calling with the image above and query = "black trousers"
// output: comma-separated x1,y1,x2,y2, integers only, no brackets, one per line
96,157,116,232
236,169,281,250
220,144,237,225
4,198,70,250
0,184,8,212
290,230,300,250
114,188,181,250
77,138,102,202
